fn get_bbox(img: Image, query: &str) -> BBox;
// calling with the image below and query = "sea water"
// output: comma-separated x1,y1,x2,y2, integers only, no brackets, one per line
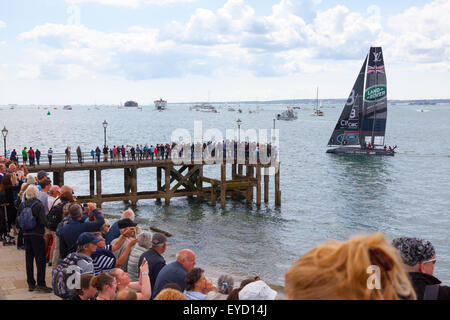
1,103,449,288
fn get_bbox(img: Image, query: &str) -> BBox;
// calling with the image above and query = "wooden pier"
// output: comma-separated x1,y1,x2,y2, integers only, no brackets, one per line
26,159,281,209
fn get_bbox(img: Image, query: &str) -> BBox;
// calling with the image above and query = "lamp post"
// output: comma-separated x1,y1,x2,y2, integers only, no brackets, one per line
1,126,8,158
236,118,242,142
102,120,108,147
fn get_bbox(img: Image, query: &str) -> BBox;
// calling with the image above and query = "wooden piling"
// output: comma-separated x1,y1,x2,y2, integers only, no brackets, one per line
220,163,226,209
156,167,162,202
130,167,137,206
275,163,281,206
256,165,261,207
89,170,95,197
264,167,269,203
164,166,171,205
96,169,102,207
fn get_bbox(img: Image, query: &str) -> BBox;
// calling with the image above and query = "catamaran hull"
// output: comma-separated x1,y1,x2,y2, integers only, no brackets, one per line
326,147,394,156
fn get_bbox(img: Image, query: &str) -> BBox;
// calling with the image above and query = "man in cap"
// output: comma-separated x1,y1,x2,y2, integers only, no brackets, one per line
58,203,105,259
392,237,450,300
37,170,48,182
138,232,167,292
74,232,103,275
104,208,135,245
110,218,138,272
47,147,53,166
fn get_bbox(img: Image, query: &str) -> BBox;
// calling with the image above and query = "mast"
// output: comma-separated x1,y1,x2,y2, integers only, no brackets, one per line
316,87,319,112
360,54,369,148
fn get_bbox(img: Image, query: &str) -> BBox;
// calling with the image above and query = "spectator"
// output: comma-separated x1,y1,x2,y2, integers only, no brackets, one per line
110,218,137,271
284,232,416,300
154,288,188,300
392,237,450,300
47,185,61,209
47,148,53,166
104,208,135,245
58,202,104,259
207,274,234,300
152,249,196,298
17,185,51,292
68,274,97,300
238,280,277,300
90,231,138,275
227,277,258,300
137,232,167,289
184,267,214,300
128,232,152,282
91,272,117,300
115,288,138,300
37,177,51,215
109,259,151,300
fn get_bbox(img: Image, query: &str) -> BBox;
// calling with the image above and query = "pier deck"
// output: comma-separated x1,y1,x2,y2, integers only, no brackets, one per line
25,158,281,208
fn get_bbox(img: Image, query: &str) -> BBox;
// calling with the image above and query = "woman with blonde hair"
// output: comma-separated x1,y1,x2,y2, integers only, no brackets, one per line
285,232,416,300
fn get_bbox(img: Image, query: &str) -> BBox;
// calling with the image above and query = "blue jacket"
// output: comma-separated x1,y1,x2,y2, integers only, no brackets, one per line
57,209,105,259
152,261,186,299
138,248,166,293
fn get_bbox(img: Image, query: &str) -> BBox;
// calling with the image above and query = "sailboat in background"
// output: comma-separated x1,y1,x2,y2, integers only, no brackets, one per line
311,87,324,116
326,47,395,156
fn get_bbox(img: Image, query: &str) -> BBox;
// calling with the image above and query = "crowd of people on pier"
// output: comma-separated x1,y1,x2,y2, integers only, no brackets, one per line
0,156,449,300
4,140,279,166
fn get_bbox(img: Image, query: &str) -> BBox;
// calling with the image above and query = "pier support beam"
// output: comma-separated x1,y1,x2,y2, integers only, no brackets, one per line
246,165,254,205
232,163,237,179
220,163,226,209
156,167,162,202
275,163,281,206
96,169,102,207
164,166,171,205
89,170,95,197
197,166,203,200
130,167,137,206
53,170,64,187
238,164,243,176
256,165,261,207
264,167,269,203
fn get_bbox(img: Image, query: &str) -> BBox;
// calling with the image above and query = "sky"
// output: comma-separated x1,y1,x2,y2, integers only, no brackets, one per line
0,0,449,104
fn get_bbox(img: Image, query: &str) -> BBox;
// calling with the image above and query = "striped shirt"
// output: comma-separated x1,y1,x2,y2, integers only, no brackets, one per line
91,245,116,276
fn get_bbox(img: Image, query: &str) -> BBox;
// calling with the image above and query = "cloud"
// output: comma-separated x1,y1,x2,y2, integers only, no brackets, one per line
65,0,199,8
386,0,450,69
16,0,450,81
0,20,6,29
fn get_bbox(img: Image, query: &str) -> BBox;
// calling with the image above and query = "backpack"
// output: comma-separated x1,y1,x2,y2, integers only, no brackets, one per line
47,199,65,232
17,200,40,231
52,252,91,299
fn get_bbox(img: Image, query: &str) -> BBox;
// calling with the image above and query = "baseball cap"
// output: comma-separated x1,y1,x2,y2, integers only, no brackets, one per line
77,232,102,246
238,280,277,300
152,233,167,246
37,170,49,179
117,218,138,229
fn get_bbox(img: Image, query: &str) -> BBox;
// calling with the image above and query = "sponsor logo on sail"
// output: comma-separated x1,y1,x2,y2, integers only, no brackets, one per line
373,51,382,62
364,85,386,102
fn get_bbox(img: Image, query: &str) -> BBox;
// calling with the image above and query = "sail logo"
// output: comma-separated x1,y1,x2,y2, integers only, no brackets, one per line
373,51,382,62
364,85,386,102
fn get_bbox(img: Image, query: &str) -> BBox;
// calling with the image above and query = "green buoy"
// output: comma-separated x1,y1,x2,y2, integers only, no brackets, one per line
47,111,51,115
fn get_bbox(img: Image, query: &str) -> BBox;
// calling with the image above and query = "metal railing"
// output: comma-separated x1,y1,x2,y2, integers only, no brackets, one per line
7,145,279,167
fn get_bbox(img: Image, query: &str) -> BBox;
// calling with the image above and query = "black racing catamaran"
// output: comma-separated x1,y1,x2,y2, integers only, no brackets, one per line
327,47,395,156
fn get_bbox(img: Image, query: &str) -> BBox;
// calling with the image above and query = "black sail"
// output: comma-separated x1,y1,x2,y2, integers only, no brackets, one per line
361,47,387,146
327,55,368,146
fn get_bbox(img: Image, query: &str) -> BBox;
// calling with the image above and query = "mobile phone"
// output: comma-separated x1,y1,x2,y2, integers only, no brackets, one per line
82,203,88,208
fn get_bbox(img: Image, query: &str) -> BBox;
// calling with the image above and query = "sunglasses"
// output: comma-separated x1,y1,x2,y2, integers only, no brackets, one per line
424,258,436,265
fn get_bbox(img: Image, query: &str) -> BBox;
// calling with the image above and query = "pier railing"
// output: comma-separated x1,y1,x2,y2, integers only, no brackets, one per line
11,149,278,167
